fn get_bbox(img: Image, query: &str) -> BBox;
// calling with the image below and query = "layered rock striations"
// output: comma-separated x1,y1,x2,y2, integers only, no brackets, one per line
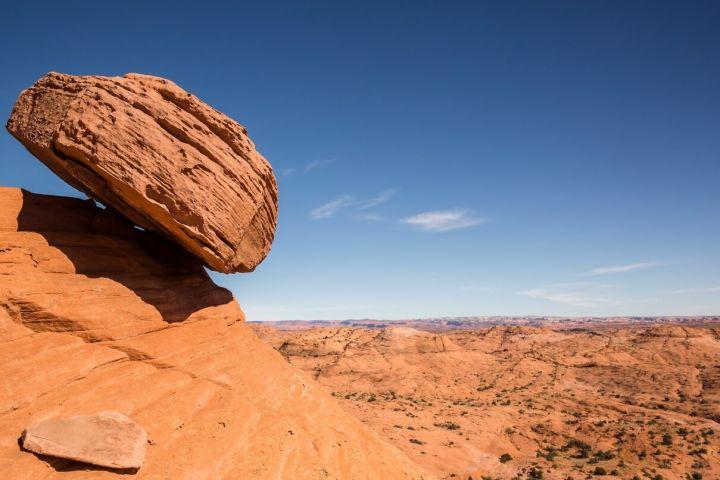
0,187,432,479
7,72,278,273
0,187,241,341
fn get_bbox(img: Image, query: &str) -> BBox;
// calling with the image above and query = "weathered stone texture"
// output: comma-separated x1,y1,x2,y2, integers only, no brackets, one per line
7,72,278,273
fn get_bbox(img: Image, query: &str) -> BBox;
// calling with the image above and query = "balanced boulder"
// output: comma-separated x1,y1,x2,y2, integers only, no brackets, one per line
6,72,278,273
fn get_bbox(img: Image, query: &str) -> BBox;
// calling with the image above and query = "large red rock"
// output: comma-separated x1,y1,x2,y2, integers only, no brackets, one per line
6,72,278,273
0,187,432,479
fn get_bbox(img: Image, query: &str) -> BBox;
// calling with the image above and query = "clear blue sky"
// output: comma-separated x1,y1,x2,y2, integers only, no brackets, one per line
2,1,719,320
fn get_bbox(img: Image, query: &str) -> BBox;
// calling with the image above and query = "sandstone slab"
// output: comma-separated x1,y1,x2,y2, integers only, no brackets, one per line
6,72,278,273
22,411,146,470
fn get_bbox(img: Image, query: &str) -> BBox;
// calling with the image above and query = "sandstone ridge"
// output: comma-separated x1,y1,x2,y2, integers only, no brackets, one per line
0,187,432,479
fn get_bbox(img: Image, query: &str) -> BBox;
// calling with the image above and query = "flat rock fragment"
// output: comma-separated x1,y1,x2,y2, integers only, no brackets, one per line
22,411,147,470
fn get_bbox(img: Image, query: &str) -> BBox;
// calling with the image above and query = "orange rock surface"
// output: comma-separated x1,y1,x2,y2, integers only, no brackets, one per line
7,72,278,273
0,187,432,479
22,411,147,470
255,324,720,480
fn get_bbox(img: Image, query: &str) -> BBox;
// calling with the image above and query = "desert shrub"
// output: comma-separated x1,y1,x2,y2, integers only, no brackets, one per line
536,447,557,461
593,450,614,460
592,467,607,475
499,453,512,463
662,433,673,445
435,421,461,430
562,439,591,458
527,467,544,480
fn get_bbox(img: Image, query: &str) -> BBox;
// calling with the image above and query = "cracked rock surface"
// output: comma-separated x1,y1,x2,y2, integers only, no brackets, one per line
0,187,432,479
6,72,278,273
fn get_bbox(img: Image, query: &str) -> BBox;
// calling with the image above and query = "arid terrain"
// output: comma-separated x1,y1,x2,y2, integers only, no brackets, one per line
253,321,720,480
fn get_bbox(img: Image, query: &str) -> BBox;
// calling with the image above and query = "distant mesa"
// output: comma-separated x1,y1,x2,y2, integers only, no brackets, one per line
7,72,278,273
379,327,459,354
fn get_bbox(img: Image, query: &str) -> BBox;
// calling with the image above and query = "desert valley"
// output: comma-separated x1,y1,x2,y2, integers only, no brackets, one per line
254,320,720,480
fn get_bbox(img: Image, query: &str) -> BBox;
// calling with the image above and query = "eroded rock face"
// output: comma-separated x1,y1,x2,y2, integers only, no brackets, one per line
6,72,278,273
0,187,432,479
22,411,147,470
0,187,242,341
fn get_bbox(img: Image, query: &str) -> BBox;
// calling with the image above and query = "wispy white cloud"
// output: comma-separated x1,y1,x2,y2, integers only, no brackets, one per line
305,158,335,172
582,262,660,276
672,285,720,294
282,159,335,177
519,282,654,308
310,196,354,219
401,209,486,232
310,189,396,220
520,284,616,308
357,189,396,210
